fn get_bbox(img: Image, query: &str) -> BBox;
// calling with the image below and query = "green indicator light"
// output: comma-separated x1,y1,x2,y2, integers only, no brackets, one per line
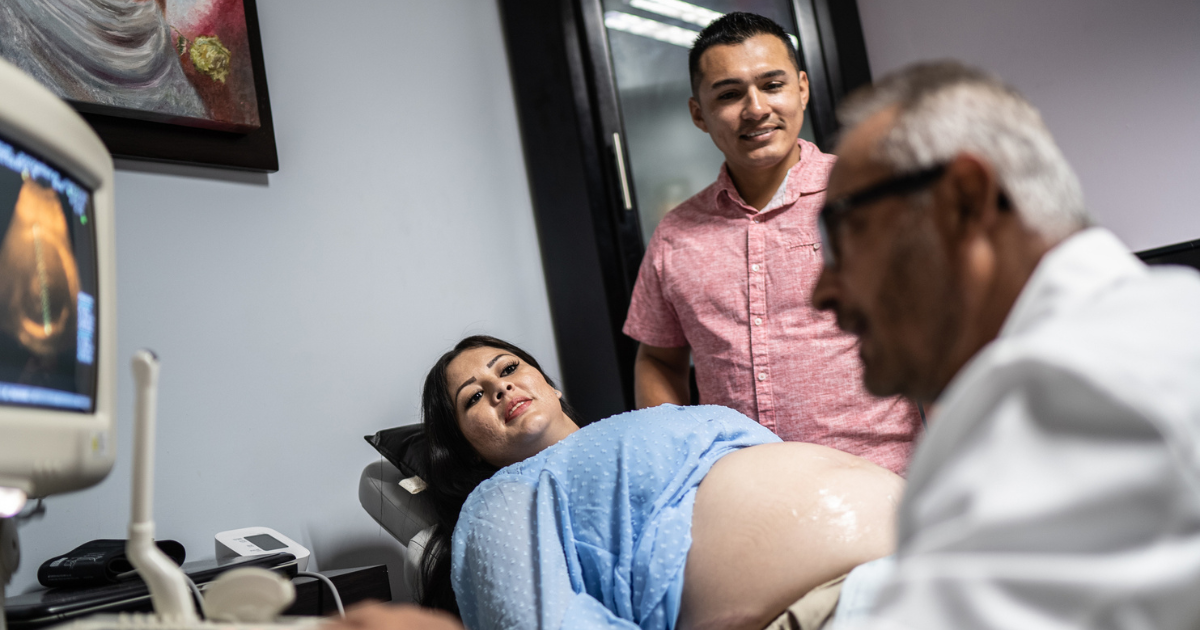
80,215,88,225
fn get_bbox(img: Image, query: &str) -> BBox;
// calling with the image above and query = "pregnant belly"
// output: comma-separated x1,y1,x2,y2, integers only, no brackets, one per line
677,442,903,630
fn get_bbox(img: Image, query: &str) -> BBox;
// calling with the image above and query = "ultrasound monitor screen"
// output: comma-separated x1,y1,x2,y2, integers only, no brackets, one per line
0,133,98,412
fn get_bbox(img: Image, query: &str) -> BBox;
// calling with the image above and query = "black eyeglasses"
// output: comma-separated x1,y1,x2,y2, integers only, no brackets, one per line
817,164,948,268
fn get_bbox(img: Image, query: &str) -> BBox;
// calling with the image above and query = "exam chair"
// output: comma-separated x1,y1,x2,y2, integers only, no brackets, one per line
358,458,436,602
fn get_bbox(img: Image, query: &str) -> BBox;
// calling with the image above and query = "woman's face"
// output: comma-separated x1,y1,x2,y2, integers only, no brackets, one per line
446,346,578,468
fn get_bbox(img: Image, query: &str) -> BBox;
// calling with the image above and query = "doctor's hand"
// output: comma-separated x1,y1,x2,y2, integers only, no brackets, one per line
322,602,463,630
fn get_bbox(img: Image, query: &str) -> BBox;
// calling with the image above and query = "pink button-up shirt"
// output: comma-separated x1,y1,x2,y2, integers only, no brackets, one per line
623,139,921,475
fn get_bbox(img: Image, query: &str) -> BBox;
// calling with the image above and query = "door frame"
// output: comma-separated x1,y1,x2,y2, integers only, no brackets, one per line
498,0,872,421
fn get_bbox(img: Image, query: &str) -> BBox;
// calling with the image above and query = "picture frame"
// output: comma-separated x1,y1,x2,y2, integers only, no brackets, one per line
3,0,278,173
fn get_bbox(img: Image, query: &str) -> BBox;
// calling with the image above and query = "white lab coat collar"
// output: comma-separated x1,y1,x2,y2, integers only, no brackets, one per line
908,228,1141,486
998,227,1142,340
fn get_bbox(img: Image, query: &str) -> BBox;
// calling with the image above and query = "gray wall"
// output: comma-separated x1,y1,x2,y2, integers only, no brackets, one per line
11,0,558,602
856,0,1200,251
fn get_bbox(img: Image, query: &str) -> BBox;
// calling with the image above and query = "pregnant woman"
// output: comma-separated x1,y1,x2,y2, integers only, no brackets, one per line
414,335,904,630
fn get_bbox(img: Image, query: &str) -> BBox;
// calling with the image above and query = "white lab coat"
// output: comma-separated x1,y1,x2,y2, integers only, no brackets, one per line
858,228,1200,629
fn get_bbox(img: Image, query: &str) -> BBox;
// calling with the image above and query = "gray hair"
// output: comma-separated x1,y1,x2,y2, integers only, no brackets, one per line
838,61,1089,241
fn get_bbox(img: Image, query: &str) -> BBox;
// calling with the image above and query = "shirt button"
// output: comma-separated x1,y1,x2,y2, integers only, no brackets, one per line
751,264,761,272
754,317,763,326
752,218,759,223
757,372,767,381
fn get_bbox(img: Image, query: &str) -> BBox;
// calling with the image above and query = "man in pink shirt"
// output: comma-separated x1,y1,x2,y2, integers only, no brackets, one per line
623,12,921,475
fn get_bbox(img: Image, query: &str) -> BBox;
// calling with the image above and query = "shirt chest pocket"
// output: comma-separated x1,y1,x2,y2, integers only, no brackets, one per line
777,226,821,252
771,227,824,302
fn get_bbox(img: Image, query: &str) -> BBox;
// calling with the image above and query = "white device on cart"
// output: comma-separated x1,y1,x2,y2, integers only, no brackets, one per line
0,53,117,630
0,55,322,630
216,528,310,572
47,353,320,630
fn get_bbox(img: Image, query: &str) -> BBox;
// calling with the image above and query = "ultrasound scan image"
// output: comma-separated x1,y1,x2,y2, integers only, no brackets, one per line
0,170,80,392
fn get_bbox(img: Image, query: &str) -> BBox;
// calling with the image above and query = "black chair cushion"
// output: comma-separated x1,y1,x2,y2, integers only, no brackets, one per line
364,423,428,480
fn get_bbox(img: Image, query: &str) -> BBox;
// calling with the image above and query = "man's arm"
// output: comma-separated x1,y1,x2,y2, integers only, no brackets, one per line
323,604,463,630
634,343,691,408
856,365,1195,629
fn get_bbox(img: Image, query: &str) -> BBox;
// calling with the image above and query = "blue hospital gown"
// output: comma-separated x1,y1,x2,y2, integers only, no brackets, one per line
451,404,780,630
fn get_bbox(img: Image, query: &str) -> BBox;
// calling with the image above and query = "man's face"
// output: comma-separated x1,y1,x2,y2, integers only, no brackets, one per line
811,108,964,401
689,34,809,173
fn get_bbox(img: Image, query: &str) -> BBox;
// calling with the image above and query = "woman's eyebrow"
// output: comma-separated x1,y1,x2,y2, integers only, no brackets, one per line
455,354,514,400
455,377,477,401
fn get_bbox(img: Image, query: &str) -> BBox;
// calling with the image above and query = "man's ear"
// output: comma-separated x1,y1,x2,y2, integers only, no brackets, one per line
797,70,810,110
945,154,1001,233
689,97,708,133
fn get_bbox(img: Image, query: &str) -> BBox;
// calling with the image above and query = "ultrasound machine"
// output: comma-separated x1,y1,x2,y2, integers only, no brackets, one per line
0,57,320,630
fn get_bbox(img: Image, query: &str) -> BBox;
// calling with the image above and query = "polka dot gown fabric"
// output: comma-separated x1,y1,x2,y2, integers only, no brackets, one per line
451,405,779,629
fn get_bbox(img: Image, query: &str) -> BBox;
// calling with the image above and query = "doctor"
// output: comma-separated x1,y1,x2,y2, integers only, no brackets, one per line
812,60,1200,628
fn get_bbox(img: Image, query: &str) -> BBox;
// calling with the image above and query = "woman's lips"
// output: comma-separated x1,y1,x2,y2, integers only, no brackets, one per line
505,398,531,422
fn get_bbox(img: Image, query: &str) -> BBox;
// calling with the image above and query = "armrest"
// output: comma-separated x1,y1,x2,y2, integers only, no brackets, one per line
358,460,436,547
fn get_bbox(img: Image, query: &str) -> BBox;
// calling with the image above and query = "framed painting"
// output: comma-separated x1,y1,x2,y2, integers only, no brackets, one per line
0,0,277,172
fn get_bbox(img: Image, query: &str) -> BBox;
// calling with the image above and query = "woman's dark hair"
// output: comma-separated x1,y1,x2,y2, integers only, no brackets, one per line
688,12,801,94
417,335,581,614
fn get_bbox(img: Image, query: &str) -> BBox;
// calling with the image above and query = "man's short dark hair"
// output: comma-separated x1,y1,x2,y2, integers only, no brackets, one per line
688,12,801,94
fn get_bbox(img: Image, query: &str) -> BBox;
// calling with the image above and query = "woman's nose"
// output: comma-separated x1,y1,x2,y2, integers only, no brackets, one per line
494,382,513,401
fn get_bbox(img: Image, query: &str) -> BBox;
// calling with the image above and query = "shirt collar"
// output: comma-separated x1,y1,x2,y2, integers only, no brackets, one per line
712,138,827,215
904,228,1142,491
1000,227,1143,339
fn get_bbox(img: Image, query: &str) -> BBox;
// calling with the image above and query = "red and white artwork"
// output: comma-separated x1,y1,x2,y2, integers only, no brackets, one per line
0,0,261,132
